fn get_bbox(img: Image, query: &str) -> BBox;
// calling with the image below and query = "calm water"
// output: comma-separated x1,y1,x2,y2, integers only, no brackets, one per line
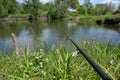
0,21,120,53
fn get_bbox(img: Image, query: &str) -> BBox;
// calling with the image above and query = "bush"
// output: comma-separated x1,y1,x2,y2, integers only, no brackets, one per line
0,6,8,17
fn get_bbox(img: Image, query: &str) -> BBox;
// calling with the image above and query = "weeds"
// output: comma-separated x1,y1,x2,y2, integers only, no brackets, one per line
0,41,120,80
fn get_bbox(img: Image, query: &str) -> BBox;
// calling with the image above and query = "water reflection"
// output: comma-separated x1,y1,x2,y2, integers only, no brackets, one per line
67,22,77,28
0,38,13,53
75,27,120,44
17,29,34,49
0,21,120,53
41,28,60,47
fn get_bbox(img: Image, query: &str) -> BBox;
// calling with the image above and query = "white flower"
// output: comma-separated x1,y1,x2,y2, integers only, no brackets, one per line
39,62,43,67
40,49,43,52
45,58,49,62
72,51,79,57
39,55,42,58
30,63,33,65
110,59,114,64
41,70,46,76
35,56,39,59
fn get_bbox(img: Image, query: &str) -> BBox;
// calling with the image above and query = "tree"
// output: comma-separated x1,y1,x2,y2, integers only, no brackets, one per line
0,2,8,17
23,0,40,20
16,2,24,14
83,0,93,9
23,0,32,13
87,7,95,15
95,3,115,15
7,0,17,14
0,0,17,17
82,0,94,15
48,0,68,20
104,3,115,14
32,0,40,20
78,6,87,14
95,4,106,15
68,0,80,9
78,0,94,15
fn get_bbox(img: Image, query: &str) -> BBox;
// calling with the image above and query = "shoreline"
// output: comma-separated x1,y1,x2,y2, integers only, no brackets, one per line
0,17,28,23
0,15,120,29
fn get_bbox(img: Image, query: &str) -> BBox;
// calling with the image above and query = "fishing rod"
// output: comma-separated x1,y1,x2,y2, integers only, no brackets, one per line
65,34,111,80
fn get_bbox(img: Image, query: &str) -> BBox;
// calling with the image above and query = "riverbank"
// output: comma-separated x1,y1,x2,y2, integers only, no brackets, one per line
0,14,49,23
0,14,120,29
0,16,28,23
0,14,119,22
95,14,120,28
0,41,120,80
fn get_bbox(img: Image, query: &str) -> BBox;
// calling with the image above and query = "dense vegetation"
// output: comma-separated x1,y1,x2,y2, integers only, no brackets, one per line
0,0,120,20
0,41,120,80
0,0,17,17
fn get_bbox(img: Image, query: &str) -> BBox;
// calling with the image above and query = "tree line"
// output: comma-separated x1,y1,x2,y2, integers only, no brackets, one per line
0,0,120,20
0,0,17,17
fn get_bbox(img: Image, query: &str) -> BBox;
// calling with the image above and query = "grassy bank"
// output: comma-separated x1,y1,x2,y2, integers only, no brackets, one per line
78,14,119,21
1,13,120,24
0,41,120,80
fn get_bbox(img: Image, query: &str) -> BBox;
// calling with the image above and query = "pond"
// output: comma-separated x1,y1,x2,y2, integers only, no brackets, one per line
0,21,120,53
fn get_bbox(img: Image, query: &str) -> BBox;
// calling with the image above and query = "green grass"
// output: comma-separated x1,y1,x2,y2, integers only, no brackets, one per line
0,41,120,80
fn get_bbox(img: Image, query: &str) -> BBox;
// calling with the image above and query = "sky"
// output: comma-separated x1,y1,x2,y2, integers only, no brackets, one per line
17,0,120,6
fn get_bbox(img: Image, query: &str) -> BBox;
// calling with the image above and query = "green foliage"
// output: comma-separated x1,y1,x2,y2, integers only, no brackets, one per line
87,7,95,15
95,4,106,15
78,6,87,14
96,14,120,23
23,0,40,20
83,0,93,9
0,0,118,20
0,0,17,17
23,0,32,14
48,0,79,19
31,0,40,20
68,0,80,9
105,3,115,13
16,2,25,14
0,4,8,17
94,3,115,16
81,0,95,15
7,0,17,14
48,0,68,20
0,41,120,80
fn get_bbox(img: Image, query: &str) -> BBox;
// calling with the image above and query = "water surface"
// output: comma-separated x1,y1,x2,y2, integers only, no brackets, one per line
0,21,120,53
